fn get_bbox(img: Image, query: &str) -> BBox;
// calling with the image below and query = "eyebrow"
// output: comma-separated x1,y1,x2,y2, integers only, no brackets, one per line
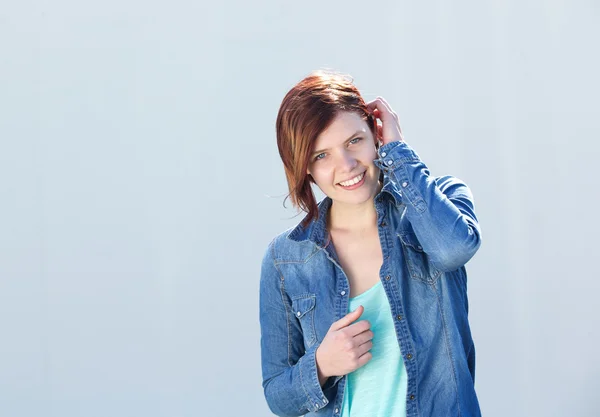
311,129,366,156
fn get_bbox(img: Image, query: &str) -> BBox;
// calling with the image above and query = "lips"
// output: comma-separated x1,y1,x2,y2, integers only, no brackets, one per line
337,171,366,188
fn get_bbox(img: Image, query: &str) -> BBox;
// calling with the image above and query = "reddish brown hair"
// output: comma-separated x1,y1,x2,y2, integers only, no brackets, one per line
276,70,377,226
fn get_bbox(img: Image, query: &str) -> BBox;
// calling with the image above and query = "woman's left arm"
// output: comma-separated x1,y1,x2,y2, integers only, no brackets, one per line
367,97,482,272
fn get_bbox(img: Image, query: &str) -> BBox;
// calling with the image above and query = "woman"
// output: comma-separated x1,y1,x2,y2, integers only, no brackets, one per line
259,70,482,417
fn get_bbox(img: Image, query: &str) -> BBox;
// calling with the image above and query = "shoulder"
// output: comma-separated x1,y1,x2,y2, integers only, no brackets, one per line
262,225,320,265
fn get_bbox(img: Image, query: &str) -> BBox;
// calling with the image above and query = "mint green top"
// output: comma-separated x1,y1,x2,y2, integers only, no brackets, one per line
340,281,408,417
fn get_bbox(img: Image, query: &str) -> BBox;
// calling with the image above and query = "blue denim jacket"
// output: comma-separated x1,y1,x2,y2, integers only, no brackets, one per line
259,140,482,417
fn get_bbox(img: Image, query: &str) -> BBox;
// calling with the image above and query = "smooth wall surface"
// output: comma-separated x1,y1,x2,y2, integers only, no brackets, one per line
1,1,598,416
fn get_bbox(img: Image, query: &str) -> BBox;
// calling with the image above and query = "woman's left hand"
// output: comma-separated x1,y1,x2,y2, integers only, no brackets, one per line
366,97,405,146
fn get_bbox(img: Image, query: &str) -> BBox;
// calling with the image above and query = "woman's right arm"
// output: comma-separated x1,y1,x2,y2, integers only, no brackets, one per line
259,240,332,416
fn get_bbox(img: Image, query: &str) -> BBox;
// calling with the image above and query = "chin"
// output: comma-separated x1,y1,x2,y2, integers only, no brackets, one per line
330,180,379,205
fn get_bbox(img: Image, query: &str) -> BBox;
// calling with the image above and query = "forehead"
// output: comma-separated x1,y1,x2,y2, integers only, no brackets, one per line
313,111,369,147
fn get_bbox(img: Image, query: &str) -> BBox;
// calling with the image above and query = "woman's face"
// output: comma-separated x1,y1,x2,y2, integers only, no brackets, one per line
306,111,380,207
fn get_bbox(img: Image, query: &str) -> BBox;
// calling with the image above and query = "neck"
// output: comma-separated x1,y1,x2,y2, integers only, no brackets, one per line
327,182,383,233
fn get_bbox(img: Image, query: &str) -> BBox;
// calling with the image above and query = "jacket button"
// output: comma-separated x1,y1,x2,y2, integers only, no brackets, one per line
407,353,413,359
385,275,391,280
335,408,339,413
402,181,408,187
341,290,346,296
381,222,386,227
396,315,403,320
410,394,415,400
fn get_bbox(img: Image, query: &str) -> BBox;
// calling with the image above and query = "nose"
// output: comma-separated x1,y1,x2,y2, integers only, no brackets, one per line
337,149,358,173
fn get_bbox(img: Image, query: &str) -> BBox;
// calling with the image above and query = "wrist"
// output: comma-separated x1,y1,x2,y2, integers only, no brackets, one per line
381,138,403,146
315,346,330,381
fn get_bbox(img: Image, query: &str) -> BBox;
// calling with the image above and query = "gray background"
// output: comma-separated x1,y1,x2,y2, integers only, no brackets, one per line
1,0,598,416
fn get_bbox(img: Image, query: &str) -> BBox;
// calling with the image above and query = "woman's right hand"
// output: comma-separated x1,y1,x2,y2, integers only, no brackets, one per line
315,305,374,383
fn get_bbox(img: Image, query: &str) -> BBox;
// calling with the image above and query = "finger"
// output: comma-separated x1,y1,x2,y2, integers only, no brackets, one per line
371,102,396,125
356,351,373,369
345,319,371,337
366,97,392,114
354,329,374,345
365,98,383,113
375,96,395,114
330,305,364,331
366,98,394,123
356,340,374,357
365,96,384,110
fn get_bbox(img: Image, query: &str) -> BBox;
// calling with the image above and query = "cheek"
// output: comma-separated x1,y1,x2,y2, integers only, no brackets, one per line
366,141,378,155
359,147,377,164
310,165,335,186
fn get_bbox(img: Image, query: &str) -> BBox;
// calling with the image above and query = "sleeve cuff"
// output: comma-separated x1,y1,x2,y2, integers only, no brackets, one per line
375,140,420,170
298,344,330,412
374,140,427,211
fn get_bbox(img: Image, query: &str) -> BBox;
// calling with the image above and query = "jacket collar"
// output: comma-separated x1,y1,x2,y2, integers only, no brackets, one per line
380,180,404,207
286,197,332,248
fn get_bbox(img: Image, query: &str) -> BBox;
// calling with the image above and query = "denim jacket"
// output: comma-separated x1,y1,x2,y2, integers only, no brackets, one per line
259,140,482,417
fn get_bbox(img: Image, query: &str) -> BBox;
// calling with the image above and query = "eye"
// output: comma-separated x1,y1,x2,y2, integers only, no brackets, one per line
349,137,362,145
314,153,326,161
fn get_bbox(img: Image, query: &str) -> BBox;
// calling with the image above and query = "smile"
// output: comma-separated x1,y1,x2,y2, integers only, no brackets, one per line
338,172,366,188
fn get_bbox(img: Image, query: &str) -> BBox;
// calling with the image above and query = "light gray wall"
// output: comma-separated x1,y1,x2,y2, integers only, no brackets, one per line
1,1,598,416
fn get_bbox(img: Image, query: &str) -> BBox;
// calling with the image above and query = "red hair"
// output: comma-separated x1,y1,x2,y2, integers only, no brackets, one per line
275,70,377,226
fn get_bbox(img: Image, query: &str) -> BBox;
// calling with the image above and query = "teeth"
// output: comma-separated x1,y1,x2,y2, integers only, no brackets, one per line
339,172,365,187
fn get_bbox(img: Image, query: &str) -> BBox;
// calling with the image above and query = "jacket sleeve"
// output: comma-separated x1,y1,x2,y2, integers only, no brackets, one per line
375,140,482,272
259,240,332,416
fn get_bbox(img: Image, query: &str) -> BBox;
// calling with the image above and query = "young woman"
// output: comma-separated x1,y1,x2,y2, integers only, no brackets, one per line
259,70,482,417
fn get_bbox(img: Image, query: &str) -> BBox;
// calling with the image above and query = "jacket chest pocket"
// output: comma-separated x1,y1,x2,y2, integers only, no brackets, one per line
398,232,441,284
291,294,317,348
